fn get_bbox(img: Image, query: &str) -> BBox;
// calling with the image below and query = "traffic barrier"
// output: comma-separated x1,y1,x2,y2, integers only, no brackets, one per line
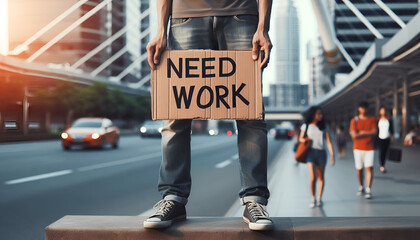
46,216,420,240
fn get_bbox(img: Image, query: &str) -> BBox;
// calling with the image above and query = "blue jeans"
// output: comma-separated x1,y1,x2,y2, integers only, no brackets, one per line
158,15,269,206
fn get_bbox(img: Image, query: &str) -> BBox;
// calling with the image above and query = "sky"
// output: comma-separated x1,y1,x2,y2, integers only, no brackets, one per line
295,0,318,85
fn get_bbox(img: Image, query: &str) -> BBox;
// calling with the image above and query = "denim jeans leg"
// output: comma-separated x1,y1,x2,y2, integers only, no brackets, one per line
215,15,270,202
158,17,216,203
158,119,192,203
236,120,269,201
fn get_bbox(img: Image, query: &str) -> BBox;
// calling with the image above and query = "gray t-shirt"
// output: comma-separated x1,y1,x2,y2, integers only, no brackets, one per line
172,0,258,18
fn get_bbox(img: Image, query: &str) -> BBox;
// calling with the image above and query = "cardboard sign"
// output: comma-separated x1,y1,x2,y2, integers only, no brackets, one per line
151,50,262,120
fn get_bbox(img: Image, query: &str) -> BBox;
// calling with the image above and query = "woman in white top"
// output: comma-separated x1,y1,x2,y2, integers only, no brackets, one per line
300,106,335,208
377,107,394,173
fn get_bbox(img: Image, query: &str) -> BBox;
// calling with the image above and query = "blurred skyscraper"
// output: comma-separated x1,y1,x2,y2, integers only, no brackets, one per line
306,0,336,103
334,0,419,73
267,0,308,108
307,37,334,104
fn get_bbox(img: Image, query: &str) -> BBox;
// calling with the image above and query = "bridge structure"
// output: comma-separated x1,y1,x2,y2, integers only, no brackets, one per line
312,5,420,139
0,0,419,137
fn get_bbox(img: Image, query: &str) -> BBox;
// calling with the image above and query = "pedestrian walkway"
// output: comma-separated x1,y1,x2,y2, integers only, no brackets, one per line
227,140,420,217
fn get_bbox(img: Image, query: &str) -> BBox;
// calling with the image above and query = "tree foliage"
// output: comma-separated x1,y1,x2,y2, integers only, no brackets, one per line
33,82,150,122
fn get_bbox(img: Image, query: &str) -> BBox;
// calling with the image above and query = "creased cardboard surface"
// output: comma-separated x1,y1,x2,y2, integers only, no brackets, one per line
151,50,262,120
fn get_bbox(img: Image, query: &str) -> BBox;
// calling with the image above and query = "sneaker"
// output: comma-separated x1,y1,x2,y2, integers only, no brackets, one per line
365,188,372,199
243,200,273,231
143,200,186,229
316,199,323,207
309,198,316,208
380,167,387,173
357,186,364,196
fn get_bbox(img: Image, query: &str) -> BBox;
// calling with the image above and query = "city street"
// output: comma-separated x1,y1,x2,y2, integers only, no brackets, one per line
0,134,285,240
2,135,420,240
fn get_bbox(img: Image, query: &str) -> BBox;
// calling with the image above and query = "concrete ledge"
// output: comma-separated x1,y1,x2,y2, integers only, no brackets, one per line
46,216,420,240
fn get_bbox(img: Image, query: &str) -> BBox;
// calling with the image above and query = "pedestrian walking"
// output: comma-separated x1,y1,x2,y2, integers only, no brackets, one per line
377,107,394,173
144,0,273,231
404,125,419,146
336,124,347,159
350,101,377,199
299,106,335,208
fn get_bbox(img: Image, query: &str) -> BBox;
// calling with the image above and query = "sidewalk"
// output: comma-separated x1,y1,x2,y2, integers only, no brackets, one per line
228,140,420,217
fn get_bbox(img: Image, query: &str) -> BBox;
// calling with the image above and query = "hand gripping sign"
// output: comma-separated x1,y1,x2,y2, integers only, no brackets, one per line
151,50,263,120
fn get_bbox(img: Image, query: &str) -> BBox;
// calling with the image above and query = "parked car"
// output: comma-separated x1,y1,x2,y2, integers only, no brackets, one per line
61,118,119,150
140,120,163,137
274,127,294,140
207,120,237,136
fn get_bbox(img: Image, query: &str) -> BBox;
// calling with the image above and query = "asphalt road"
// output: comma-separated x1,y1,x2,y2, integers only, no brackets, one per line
0,134,286,240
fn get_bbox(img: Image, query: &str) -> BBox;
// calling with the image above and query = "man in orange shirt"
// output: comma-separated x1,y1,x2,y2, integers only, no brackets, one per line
350,101,377,199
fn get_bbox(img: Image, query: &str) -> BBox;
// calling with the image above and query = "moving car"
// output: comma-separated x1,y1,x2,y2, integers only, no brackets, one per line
139,120,163,137
274,127,294,139
274,122,294,140
61,118,119,150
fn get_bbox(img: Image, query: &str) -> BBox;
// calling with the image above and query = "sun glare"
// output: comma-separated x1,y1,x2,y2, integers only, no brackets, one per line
0,0,9,55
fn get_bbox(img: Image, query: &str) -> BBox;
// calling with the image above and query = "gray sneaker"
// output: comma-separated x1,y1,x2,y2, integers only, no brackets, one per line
143,200,186,229
243,200,273,231
357,186,364,196
365,188,372,199
309,198,316,208
316,199,323,207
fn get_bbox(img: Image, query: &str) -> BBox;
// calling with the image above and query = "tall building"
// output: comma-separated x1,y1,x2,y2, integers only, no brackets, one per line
267,0,307,107
139,0,152,85
307,37,334,104
7,0,110,71
270,0,300,84
334,0,419,73
270,83,308,107
5,0,153,82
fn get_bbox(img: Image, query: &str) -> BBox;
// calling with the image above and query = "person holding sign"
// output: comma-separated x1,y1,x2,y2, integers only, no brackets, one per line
143,0,273,231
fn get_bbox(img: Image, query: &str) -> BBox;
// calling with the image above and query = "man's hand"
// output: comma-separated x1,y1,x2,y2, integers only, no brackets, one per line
252,30,272,69
146,33,167,70
331,156,335,166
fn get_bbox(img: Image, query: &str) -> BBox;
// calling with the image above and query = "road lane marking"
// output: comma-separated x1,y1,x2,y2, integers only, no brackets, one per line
77,152,162,172
215,154,239,168
5,170,73,185
3,137,236,186
215,160,232,168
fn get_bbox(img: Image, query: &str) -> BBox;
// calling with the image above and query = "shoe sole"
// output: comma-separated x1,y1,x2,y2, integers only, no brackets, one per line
143,215,186,229
243,217,273,231
365,195,372,199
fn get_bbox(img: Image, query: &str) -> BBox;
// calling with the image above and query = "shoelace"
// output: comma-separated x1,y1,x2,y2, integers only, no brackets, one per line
247,201,269,220
153,200,175,216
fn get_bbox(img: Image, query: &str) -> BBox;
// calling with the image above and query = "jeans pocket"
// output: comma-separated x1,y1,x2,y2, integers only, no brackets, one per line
233,14,258,24
171,17,192,28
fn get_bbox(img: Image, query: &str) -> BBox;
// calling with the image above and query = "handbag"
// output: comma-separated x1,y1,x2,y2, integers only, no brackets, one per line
295,124,312,163
388,147,402,162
